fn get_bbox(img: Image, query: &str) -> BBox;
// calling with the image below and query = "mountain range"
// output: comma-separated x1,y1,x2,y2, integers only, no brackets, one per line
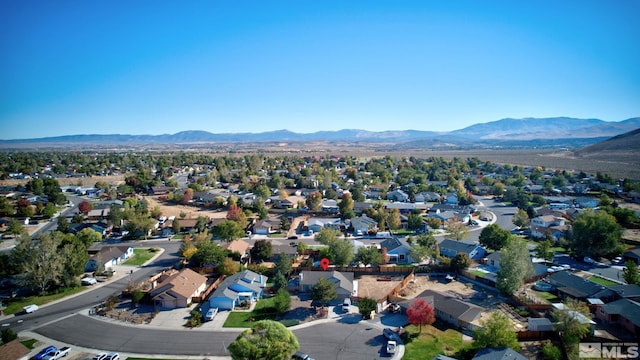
2,117,639,149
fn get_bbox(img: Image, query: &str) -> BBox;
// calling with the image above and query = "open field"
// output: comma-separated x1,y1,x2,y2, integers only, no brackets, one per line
0,174,125,187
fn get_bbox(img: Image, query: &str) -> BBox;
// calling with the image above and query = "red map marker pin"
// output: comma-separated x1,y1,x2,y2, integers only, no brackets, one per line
320,258,330,271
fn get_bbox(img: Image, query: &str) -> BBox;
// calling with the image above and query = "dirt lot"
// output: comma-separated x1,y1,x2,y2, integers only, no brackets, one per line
357,275,407,301
145,196,229,220
0,175,125,187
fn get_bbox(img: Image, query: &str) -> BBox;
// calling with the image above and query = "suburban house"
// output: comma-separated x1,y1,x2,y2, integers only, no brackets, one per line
623,248,640,265
252,217,280,235
299,270,357,301
85,245,134,271
321,199,340,213
439,239,486,260
594,298,640,339
546,271,614,301
386,189,409,202
402,289,485,330
574,196,599,209
426,210,470,224
414,192,441,203
444,193,458,205
385,202,429,214
222,239,251,263
352,202,374,215
149,268,208,309
0,339,31,360
208,270,268,310
530,215,568,240
307,218,342,233
379,237,413,264
430,204,476,214
349,215,378,235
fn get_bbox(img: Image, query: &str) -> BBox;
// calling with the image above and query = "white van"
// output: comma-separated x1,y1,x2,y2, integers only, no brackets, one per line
342,298,351,312
23,304,39,313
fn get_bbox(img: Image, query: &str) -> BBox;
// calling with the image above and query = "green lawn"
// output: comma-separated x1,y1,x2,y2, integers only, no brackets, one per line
531,290,559,303
402,324,473,360
2,286,86,315
20,339,38,349
124,248,157,266
223,297,277,328
588,276,617,286
469,269,487,278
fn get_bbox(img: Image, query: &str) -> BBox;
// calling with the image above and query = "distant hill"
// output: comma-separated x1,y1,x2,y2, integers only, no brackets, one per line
2,117,638,149
574,128,640,157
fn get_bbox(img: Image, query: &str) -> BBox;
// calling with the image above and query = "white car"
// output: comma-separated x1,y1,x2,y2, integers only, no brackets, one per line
81,277,97,285
92,353,107,360
386,340,397,354
23,304,39,313
105,353,119,360
204,307,218,321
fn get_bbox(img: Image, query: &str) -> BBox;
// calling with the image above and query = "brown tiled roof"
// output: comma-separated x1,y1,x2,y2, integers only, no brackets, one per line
223,239,250,254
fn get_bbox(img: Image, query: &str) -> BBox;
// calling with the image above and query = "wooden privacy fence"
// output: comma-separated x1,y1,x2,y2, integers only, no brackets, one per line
191,275,225,303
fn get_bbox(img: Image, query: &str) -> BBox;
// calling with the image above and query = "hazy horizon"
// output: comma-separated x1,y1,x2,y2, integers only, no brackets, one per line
2,1,639,139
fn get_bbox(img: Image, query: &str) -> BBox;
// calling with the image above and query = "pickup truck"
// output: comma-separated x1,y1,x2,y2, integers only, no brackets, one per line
42,347,70,360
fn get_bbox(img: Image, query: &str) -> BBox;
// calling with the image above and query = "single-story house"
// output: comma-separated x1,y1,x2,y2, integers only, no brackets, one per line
299,270,357,301
414,192,441,203
209,270,268,310
546,271,614,301
352,202,374,214
307,218,342,233
595,298,640,338
402,289,484,331
253,218,280,235
623,248,640,265
321,199,339,213
349,215,378,235
150,268,208,309
439,239,486,260
379,237,413,264
85,245,134,271
222,239,251,262
386,189,409,202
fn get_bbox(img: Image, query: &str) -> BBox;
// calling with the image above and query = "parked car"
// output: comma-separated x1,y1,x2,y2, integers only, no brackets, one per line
388,302,400,313
81,277,97,285
292,351,315,360
612,256,623,264
33,346,58,360
91,353,107,360
583,256,596,264
205,307,218,321
105,353,119,360
383,328,399,341
42,346,71,360
386,340,397,354
23,304,39,313
342,298,351,312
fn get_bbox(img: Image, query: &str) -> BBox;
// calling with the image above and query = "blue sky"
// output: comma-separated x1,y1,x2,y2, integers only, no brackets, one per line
1,1,639,139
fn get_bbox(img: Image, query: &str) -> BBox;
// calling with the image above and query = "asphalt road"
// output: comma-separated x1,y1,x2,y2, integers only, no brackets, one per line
34,313,390,359
0,239,181,333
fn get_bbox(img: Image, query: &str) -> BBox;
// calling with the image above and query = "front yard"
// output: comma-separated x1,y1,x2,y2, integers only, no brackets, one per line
124,248,158,266
2,286,86,315
223,297,279,328
587,275,618,286
402,324,473,360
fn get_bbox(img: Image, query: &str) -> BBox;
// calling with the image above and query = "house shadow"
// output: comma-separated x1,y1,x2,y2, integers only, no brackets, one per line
337,313,362,324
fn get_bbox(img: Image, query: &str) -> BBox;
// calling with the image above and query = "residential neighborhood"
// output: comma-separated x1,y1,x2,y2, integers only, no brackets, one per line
1,152,640,360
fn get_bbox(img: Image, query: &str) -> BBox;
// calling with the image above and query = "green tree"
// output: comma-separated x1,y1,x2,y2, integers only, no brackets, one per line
12,233,63,294
273,271,287,291
473,311,519,350
407,213,424,230
172,219,182,234
272,289,292,315
191,241,225,267
426,217,442,230
444,220,468,240
250,239,273,263
622,260,640,285
387,208,402,230
512,208,530,228
542,342,562,360
213,220,245,242
450,253,472,272
316,228,354,266
552,298,592,345
56,215,70,234
311,277,337,305
569,209,623,258
479,224,510,251
228,320,299,360
409,244,432,264
338,193,354,215
7,218,26,236
358,297,377,319
76,228,102,246
535,240,555,263
60,235,89,287
305,192,323,212
43,202,57,218
354,246,384,267
1,328,18,344
275,253,292,278
496,237,534,296
219,257,240,276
